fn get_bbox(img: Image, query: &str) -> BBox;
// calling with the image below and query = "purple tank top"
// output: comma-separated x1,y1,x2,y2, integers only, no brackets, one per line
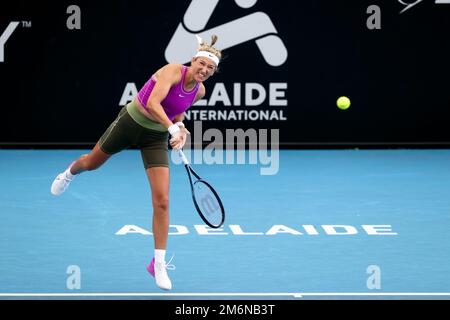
137,65,200,121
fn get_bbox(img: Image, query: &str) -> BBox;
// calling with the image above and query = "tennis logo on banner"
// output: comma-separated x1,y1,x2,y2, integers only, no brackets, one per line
398,0,450,14
165,0,287,66
119,0,288,124
0,21,31,63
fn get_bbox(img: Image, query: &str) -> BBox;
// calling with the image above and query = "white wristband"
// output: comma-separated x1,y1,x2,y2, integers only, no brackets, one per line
168,124,180,136
175,121,185,128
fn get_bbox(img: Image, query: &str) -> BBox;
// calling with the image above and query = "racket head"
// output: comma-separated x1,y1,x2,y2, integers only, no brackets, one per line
191,179,225,228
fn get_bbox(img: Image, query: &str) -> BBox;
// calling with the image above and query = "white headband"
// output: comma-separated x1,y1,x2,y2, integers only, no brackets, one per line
194,51,220,66
194,34,220,66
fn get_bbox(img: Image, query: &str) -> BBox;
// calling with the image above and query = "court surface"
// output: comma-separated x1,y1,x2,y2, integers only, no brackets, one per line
1,149,449,300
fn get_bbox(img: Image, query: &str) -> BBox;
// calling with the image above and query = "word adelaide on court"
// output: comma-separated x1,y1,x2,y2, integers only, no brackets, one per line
116,224,398,236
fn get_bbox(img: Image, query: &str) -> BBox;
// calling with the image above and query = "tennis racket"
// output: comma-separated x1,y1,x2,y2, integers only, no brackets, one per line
178,149,225,228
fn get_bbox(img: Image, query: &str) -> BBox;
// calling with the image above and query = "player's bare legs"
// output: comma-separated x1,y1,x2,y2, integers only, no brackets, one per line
147,167,170,249
145,166,174,290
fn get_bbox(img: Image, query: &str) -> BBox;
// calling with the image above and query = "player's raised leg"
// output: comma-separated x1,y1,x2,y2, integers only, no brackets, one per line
51,142,111,195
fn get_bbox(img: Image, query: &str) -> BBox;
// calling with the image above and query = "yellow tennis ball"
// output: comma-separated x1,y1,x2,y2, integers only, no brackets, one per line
337,96,351,110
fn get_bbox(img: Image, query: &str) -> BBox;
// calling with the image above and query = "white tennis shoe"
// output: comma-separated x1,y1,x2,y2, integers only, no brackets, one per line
147,256,175,290
51,172,74,196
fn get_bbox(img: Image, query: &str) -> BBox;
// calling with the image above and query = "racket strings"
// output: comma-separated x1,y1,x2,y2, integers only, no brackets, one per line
193,181,224,226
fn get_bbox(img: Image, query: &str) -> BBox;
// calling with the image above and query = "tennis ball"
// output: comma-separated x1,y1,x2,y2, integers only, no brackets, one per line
337,96,351,110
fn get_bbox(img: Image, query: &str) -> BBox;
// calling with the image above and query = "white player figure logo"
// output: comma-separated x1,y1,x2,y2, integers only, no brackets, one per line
165,0,288,67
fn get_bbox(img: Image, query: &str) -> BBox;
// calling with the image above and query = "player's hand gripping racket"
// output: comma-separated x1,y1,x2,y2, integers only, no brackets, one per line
178,149,225,228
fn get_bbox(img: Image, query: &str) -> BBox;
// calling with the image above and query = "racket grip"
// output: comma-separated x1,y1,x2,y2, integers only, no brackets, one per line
178,149,190,165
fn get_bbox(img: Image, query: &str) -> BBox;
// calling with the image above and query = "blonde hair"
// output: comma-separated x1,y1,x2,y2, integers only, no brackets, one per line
197,35,222,61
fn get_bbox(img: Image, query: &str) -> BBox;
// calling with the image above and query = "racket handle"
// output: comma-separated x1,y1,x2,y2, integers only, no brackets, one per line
178,149,190,165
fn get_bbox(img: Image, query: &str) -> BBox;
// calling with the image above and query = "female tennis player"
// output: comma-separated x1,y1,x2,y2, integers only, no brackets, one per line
50,35,222,290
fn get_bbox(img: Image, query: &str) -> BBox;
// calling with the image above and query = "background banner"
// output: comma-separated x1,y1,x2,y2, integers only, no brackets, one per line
1,0,450,146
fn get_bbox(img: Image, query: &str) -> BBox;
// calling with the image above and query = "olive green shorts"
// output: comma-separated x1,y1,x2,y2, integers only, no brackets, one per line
99,101,169,168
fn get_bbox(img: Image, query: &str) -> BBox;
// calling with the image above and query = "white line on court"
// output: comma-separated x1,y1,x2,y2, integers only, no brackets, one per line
0,293,298,298
1,292,450,298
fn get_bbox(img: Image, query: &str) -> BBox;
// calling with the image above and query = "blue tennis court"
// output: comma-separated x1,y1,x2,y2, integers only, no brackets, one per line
1,149,449,300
